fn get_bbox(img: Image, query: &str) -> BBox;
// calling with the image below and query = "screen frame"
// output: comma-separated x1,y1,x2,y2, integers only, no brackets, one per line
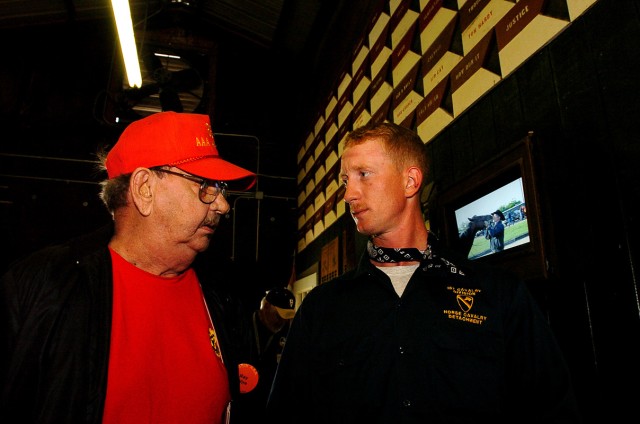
434,132,548,281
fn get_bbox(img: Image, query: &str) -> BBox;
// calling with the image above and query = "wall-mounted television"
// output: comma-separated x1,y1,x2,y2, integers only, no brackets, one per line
435,132,548,281
453,175,528,260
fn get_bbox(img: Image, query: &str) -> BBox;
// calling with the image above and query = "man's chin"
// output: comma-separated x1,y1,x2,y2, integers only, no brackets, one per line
192,236,212,253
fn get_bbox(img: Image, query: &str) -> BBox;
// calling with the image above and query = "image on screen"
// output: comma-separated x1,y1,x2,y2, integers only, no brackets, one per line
453,177,530,260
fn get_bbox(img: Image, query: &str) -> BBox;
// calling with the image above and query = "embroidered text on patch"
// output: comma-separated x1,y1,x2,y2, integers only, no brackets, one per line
442,285,488,325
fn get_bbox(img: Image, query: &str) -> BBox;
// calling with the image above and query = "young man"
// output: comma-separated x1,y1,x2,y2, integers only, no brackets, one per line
266,122,580,423
0,112,256,423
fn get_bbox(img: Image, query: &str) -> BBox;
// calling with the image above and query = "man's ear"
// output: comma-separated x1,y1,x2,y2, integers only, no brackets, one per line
405,167,423,197
130,168,154,216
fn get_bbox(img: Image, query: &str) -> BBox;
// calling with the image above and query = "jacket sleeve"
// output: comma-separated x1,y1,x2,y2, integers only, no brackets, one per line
503,278,582,423
0,264,19,393
0,247,59,397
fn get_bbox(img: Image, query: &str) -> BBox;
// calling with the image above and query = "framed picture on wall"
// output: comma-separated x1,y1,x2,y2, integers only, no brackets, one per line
320,237,339,284
435,132,549,281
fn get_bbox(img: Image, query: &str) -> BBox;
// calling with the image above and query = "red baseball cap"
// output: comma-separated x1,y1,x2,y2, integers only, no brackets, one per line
105,112,256,190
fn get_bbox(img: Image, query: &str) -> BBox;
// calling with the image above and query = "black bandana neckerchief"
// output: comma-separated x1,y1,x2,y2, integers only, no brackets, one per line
367,239,432,263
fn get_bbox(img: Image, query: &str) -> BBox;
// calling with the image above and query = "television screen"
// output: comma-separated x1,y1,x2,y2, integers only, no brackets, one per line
453,176,530,260
435,133,548,281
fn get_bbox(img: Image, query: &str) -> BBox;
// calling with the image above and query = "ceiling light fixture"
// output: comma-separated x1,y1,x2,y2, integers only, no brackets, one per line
110,0,142,88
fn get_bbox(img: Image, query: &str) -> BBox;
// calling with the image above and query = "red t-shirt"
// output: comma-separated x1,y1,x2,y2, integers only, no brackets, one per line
103,248,230,424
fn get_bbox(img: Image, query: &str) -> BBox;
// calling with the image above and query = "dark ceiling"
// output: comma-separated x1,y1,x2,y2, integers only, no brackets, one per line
0,0,381,283
0,0,379,134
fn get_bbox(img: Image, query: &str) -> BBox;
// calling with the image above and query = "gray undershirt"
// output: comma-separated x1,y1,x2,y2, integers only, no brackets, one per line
378,264,419,296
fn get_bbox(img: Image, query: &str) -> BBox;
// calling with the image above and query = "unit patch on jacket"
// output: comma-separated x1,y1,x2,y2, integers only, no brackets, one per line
442,286,487,325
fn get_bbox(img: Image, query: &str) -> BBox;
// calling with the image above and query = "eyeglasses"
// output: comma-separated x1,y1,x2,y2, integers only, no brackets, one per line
153,168,228,204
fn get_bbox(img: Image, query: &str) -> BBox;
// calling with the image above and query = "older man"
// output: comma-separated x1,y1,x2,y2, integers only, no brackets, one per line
1,112,255,424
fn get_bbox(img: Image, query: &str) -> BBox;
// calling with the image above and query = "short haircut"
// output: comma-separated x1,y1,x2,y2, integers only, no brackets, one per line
344,121,429,184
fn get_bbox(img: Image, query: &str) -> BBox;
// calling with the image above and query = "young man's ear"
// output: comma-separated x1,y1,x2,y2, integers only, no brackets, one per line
405,167,423,196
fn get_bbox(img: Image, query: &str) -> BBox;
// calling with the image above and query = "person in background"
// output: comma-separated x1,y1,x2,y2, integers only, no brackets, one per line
266,121,581,423
240,287,296,422
486,209,506,252
0,111,256,424
253,287,296,370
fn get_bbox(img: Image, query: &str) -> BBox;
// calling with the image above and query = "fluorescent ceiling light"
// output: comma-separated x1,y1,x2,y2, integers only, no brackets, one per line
111,0,142,88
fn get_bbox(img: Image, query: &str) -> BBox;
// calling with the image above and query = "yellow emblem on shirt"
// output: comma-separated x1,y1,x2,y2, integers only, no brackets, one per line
209,327,222,359
442,285,488,325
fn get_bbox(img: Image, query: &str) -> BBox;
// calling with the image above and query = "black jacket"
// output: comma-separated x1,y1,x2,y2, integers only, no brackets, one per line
266,246,581,423
0,224,246,424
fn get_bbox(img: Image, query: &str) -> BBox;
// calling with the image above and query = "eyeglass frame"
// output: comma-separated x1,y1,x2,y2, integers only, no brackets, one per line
151,167,228,204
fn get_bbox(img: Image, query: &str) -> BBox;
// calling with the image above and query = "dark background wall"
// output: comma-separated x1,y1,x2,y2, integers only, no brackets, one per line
427,2,640,420
297,1,639,421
